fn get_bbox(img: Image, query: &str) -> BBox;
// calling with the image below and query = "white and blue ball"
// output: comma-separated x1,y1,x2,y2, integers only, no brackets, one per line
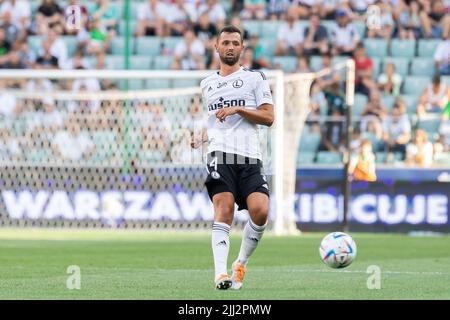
319,232,357,269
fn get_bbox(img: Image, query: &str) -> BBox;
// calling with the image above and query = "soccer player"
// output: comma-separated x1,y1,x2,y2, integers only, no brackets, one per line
191,25,274,290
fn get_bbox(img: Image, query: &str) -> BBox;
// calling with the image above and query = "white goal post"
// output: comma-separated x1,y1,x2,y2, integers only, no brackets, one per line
0,62,354,234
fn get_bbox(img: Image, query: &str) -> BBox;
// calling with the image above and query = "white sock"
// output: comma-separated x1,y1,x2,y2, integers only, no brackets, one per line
212,222,231,278
237,219,266,265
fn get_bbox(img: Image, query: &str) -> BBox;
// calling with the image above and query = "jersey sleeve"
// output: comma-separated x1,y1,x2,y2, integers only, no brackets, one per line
254,72,274,107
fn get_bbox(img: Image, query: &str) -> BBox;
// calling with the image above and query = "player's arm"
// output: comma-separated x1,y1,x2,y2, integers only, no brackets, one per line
237,104,274,127
216,72,274,126
215,104,274,127
190,127,208,149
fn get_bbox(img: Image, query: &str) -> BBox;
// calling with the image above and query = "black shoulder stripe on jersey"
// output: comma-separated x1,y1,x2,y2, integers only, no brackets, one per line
242,67,266,80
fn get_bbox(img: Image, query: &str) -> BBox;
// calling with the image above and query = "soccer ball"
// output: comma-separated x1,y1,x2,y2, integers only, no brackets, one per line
319,232,357,269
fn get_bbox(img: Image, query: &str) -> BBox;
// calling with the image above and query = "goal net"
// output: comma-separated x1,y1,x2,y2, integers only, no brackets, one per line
0,64,353,234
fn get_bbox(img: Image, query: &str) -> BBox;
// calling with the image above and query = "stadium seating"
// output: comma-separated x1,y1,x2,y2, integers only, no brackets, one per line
119,20,139,36
242,20,261,37
297,152,316,166
375,152,387,164
381,94,396,111
299,131,321,152
361,132,381,151
390,39,416,58
129,56,152,70
353,94,368,117
316,151,343,164
111,37,136,55
402,76,429,95
364,39,388,58
136,37,161,56
162,37,183,53
417,39,441,57
400,95,420,115
434,152,450,165
272,56,298,73
260,20,283,40
410,58,436,76
382,57,410,76
417,118,441,133
152,56,174,70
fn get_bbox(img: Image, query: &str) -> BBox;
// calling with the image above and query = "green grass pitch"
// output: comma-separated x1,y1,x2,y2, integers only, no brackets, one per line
0,228,449,299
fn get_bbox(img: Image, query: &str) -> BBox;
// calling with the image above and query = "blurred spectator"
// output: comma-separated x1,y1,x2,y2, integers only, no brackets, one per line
324,82,346,116
296,0,320,19
36,40,59,69
166,0,191,36
0,27,13,67
36,97,64,131
0,128,21,161
320,0,349,19
193,11,217,68
406,129,433,166
0,80,17,117
349,139,377,182
52,120,95,162
176,99,205,163
198,0,226,30
419,0,450,39
353,43,375,96
141,126,168,162
435,103,450,152
247,34,270,68
434,37,450,75
39,27,67,68
417,74,450,118
330,8,360,56
317,52,342,89
64,0,89,36
135,0,166,37
296,56,312,73
360,90,387,132
170,129,196,164
302,13,329,56
0,10,20,44
35,0,63,35
319,108,346,153
240,0,266,20
396,0,422,39
0,0,30,33
90,0,119,38
308,81,326,132
65,49,91,70
275,7,303,56
366,0,394,39
266,0,291,19
172,28,205,70
71,77,101,112
377,62,403,96
4,39,31,69
86,18,110,55
350,0,376,15
241,46,262,69
381,99,411,159
365,117,383,141
230,15,250,41
26,75,54,94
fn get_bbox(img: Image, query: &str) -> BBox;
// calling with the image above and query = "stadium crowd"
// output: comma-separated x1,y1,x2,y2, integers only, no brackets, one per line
0,0,449,167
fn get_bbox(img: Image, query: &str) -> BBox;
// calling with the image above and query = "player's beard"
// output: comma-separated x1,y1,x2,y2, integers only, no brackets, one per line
220,51,240,66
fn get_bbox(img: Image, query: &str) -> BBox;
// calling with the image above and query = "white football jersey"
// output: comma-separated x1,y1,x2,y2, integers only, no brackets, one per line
200,66,274,160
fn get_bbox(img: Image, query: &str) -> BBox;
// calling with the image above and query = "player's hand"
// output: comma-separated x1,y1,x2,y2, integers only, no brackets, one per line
215,107,241,122
190,135,203,149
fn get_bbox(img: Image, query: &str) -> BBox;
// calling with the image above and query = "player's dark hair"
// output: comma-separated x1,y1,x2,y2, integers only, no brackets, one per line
432,73,441,85
217,25,243,43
